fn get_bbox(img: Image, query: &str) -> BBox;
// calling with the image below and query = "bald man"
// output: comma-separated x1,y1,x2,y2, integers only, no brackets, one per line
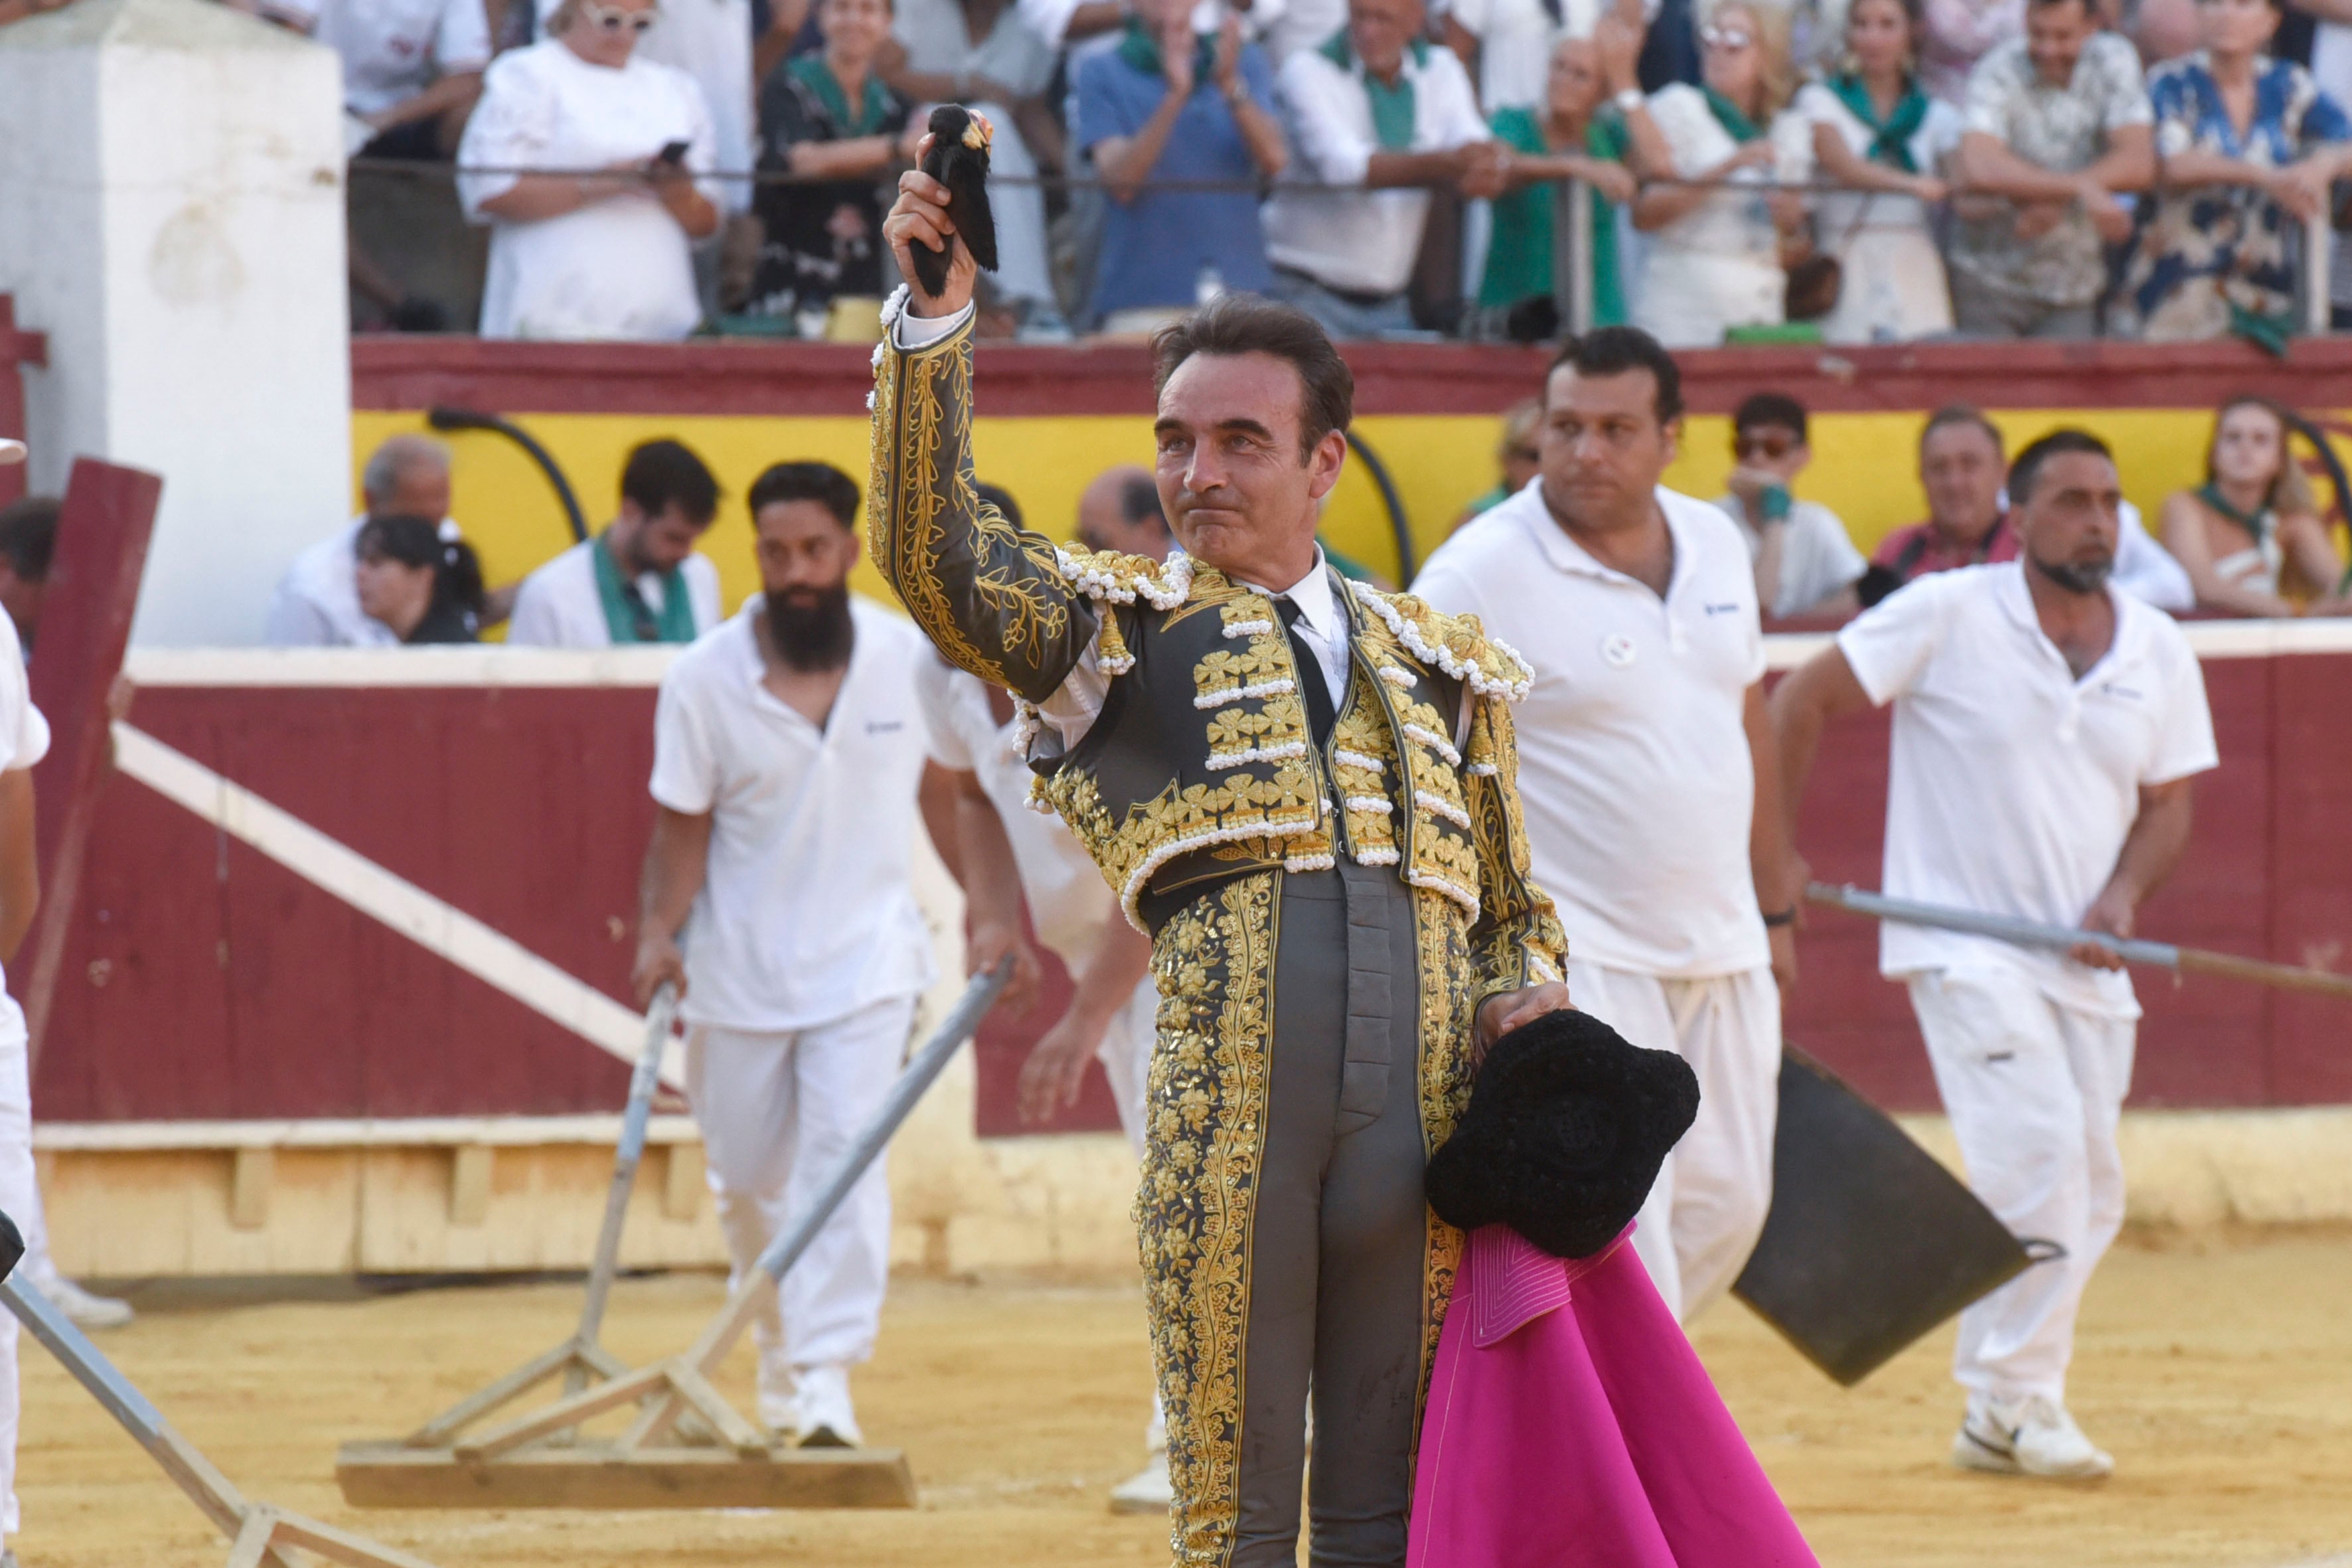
1075,465,1174,559
268,435,453,647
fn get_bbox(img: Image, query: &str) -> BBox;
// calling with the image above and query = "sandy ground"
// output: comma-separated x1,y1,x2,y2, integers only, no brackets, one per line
13,1233,2352,1568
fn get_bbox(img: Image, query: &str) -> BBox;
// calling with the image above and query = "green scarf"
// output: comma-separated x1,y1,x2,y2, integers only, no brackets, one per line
1828,72,1928,173
1701,84,1762,144
1117,17,1218,87
789,53,892,137
2196,482,2273,544
1321,29,1429,150
589,531,699,645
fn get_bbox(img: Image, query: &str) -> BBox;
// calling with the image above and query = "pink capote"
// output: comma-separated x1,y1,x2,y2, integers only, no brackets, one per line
1407,1224,1820,1568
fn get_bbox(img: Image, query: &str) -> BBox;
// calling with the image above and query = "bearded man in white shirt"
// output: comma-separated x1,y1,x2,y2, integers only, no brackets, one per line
509,437,725,648
1772,428,2217,1480
631,459,1036,1447
1414,327,1802,1326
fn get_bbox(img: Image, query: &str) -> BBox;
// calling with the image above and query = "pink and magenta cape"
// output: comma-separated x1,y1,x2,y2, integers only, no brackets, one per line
1408,1225,1820,1568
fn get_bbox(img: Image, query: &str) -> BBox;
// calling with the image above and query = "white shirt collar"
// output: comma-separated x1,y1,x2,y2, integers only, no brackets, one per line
1516,482,1691,597
1245,544,1343,644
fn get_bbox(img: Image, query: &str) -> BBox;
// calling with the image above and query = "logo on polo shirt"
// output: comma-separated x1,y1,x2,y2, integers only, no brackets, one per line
2098,682,2143,701
867,719,905,734
1601,633,1636,668
1703,602,1742,615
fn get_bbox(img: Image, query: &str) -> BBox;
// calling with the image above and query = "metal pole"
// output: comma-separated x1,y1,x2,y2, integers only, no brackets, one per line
1806,882,2352,998
1552,178,1596,337
2306,216,2332,339
575,982,678,1353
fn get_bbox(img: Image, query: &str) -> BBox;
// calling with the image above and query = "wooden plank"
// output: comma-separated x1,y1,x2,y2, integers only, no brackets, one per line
334,1441,918,1511
229,1146,273,1230
660,1141,702,1222
17,457,161,1068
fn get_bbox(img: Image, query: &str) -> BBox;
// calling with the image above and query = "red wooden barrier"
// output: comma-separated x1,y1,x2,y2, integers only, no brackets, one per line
33,645,2352,1130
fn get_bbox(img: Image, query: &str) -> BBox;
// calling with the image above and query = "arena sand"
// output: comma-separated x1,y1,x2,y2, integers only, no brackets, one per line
13,1233,2351,1567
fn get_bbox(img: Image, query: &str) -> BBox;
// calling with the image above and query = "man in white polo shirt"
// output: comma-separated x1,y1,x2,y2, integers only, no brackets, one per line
1772,428,2216,1480
632,459,1034,1447
1414,326,1802,1324
509,438,724,649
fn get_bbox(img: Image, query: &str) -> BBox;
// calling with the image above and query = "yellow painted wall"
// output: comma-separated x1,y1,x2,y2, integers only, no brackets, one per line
351,403,2265,619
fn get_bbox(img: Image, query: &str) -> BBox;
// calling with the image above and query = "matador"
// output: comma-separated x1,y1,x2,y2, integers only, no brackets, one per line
874,169,1575,1568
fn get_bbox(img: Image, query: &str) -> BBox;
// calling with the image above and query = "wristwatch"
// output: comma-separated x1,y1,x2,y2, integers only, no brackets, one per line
1612,86,1645,114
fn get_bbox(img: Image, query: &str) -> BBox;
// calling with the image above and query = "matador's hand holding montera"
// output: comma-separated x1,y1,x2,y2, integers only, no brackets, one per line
883,135,980,322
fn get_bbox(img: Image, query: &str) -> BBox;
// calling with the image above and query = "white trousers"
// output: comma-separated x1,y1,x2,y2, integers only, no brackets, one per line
684,997,915,1429
1095,975,1161,1161
1907,969,2134,1408
0,1015,37,1540
1569,959,1781,1324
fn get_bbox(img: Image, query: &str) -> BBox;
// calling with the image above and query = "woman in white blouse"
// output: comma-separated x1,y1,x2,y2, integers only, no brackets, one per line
1796,0,1958,343
457,0,722,340
1628,0,1811,348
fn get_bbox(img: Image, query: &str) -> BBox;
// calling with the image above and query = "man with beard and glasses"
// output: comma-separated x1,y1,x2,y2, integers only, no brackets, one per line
1772,428,2217,1482
508,438,725,647
631,459,1038,1449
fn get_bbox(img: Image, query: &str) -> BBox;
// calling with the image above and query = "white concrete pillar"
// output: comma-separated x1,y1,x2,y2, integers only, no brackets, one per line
0,0,350,647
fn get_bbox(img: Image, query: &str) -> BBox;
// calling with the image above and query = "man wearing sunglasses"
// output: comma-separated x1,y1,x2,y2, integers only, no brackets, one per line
1713,391,1867,622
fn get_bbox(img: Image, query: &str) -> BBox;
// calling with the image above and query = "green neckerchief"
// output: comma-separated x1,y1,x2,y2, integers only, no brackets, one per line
1701,84,1762,144
1828,71,1928,173
589,530,698,645
1321,29,1429,150
1117,17,1218,87
2229,299,2295,358
789,53,892,137
2196,481,2273,544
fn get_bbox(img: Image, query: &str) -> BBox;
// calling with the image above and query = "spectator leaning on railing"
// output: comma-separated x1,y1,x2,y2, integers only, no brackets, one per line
1713,391,1869,619
1796,0,1963,343
2116,0,2352,344
1476,17,1668,339
1074,0,1288,335
456,0,723,339
1628,0,1812,347
1946,0,2154,337
745,0,919,327
2159,395,2352,614
1262,0,1506,338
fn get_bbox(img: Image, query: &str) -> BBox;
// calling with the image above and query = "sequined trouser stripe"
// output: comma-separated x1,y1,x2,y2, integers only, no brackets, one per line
1140,862,1431,1568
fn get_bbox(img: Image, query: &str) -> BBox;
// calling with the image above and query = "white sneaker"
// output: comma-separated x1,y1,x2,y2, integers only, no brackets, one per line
40,1276,132,1330
791,1366,862,1449
1951,1395,2114,1479
1108,1445,1172,1514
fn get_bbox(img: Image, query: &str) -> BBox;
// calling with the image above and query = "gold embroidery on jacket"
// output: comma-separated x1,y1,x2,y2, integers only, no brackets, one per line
1138,873,1277,1568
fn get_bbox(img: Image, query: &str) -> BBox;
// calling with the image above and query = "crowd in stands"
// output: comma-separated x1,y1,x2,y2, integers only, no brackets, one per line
250,368,2348,651
22,0,2352,340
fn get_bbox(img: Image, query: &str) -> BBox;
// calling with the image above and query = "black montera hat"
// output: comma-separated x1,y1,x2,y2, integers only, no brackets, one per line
1425,1008,1700,1261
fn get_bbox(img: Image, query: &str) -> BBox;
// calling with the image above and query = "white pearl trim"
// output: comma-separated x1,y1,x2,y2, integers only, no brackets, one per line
1466,762,1499,777
1346,580,1535,701
1528,951,1563,985
1222,619,1275,639
1377,665,1416,688
1053,546,1194,611
1332,749,1387,775
1207,741,1309,770
1414,789,1473,830
1113,817,1322,931
1402,724,1463,769
1195,678,1296,710
1283,853,1338,873
1354,846,1402,867
1405,867,1482,919
1343,795,1395,816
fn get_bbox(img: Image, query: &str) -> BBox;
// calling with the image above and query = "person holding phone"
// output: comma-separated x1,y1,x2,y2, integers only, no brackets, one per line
457,0,723,339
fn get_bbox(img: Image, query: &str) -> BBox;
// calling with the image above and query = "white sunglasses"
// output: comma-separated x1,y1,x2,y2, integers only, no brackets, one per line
578,0,660,33
1700,23,1755,47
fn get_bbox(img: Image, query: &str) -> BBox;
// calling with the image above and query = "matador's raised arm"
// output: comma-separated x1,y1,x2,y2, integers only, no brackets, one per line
867,303,1100,702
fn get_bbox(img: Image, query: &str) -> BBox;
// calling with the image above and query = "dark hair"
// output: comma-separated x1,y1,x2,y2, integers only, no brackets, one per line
0,497,58,585
1118,473,1164,530
1547,327,1685,426
1733,392,1808,444
1846,0,1924,38
2026,0,2093,15
1921,404,2003,457
1151,294,1354,461
748,460,860,528
2007,429,2114,507
355,514,486,639
622,439,721,526
975,481,1024,530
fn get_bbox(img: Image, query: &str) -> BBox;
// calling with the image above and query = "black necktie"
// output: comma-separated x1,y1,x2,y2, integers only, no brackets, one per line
1277,597,1336,747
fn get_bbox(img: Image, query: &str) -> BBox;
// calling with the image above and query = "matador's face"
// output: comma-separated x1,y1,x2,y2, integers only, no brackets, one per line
1151,353,1346,588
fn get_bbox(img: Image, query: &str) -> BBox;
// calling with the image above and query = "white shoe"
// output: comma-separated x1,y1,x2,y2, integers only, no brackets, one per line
40,1276,132,1330
1108,1445,1172,1514
791,1365,862,1449
1952,1395,2113,1479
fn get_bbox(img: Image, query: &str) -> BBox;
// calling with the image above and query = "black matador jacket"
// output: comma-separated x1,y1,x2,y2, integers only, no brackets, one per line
867,303,1570,1559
